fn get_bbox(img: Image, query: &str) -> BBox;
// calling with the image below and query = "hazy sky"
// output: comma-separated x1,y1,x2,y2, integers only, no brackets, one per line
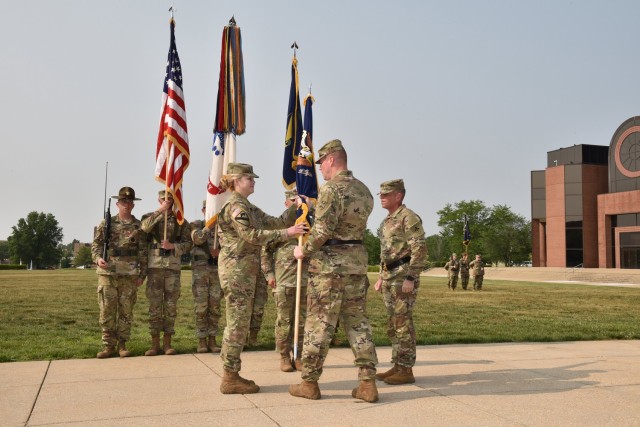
2,0,639,244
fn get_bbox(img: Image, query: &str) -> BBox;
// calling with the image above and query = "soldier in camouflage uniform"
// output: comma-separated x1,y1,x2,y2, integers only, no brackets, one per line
290,139,379,403
216,163,306,394
469,254,485,290
374,179,428,385
263,189,309,372
444,253,460,290
459,253,470,290
91,187,147,358
140,190,192,356
190,200,222,354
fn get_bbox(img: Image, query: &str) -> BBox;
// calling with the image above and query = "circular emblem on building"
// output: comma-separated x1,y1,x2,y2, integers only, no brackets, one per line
614,125,640,177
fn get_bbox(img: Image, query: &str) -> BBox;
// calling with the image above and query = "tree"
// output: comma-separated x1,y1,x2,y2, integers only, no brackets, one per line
74,246,93,268
7,212,63,269
483,205,532,266
436,200,489,259
425,234,446,264
0,240,9,263
364,229,381,266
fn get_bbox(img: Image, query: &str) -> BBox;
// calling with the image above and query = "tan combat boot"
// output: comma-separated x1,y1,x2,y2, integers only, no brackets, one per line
118,341,132,358
197,338,208,353
247,330,259,347
289,380,321,400
163,334,176,355
220,370,260,394
97,345,115,359
280,355,295,372
352,379,379,403
144,335,161,356
375,364,398,380
208,336,221,353
383,365,415,385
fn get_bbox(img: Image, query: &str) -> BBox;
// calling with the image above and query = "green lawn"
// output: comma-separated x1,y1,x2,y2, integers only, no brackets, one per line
0,270,638,362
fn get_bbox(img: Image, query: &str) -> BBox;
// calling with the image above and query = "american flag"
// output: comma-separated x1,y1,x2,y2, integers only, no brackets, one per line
155,18,189,225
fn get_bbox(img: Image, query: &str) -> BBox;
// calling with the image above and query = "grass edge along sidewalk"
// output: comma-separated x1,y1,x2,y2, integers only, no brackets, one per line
0,269,639,362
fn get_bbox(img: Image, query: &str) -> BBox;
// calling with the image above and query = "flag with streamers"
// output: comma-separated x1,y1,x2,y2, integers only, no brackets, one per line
295,94,319,233
463,214,471,248
155,18,189,225
283,54,302,189
206,18,244,228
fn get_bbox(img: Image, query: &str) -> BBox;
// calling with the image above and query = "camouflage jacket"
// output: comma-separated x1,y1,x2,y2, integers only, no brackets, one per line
263,239,309,288
190,220,217,268
379,205,428,281
469,260,485,276
444,259,460,273
216,191,296,279
301,170,373,275
140,210,192,271
91,215,147,277
459,257,470,274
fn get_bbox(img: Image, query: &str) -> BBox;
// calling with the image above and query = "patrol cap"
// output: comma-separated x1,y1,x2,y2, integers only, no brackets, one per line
112,187,140,201
316,139,345,163
158,190,174,200
452,253,457,257
226,162,259,178
285,188,298,199
378,179,405,195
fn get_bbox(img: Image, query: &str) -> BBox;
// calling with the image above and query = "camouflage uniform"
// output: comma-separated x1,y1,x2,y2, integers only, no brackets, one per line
91,187,147,351
217,191,296,373
299,168,378,382
379,198,428,369
248,251,270,340
264,239,309,360
469,256,485,290
459,254,470,290
190,220,222,341
444,255,460,290
140,208,192,337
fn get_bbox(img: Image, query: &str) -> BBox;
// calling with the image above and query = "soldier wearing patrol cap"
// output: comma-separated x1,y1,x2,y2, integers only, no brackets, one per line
290,139,379,403
140,190,192,356
374,179,428,385
91,187,147,358
263,188,310,372
216,162,306,394
444,253,460,290
190,200,222,353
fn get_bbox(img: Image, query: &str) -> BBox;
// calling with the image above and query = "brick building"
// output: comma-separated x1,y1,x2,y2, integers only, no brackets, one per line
531,116,640,269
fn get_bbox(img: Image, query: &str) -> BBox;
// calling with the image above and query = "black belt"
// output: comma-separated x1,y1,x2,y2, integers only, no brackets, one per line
109,249,138,257
383,256,411,271
323,239,363,246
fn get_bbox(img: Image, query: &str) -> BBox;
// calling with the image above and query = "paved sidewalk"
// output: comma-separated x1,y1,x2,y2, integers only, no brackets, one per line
2,340,639,426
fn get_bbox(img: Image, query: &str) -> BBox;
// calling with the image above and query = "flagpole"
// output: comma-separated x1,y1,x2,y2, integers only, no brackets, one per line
293,234,304,360
163,141,170,241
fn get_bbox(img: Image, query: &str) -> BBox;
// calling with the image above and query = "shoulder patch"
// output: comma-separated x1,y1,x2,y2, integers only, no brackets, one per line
232,209,250,227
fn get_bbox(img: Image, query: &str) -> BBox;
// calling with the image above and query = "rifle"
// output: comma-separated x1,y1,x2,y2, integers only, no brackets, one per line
102,162,111,261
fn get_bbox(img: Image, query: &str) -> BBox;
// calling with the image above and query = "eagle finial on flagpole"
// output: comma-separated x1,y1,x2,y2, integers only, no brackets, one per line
169,5,175,19
291,41,299,58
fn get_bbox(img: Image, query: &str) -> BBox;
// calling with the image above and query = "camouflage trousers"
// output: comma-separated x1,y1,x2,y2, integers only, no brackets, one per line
301,272,378,382
381,277,418,368
249,274,268,334
219,270,259,372
192,265,222,339
273,286,307,357
460,272,470,290
97,275,138,346
146,268,181,336
473,275,484,290
448,272,459,289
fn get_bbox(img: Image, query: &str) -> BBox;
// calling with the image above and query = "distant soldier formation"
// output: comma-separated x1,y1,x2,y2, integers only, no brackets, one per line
92,139,464,402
